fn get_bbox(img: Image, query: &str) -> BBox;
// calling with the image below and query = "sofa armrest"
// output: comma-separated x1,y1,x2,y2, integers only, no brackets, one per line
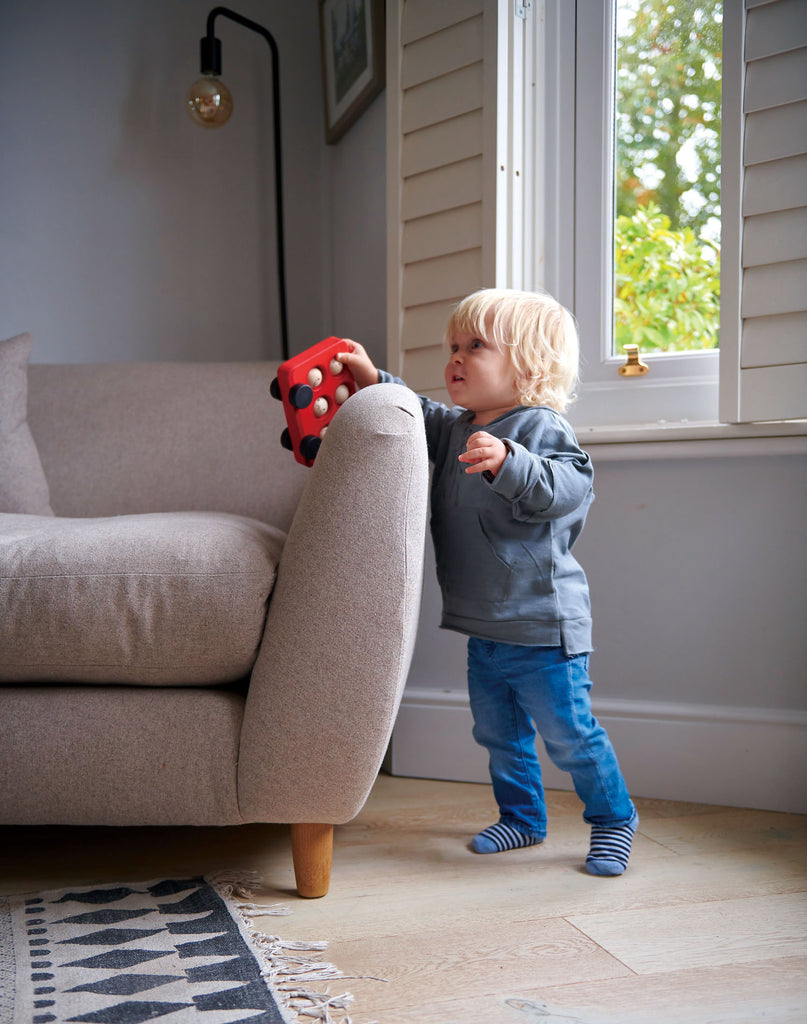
237,383,428,824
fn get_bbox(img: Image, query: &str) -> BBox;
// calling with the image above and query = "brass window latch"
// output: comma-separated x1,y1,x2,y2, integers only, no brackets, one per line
618,344,649,376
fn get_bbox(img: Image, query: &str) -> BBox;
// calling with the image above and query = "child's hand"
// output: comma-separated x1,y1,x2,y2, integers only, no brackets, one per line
459,431,508,478
337,340,380,389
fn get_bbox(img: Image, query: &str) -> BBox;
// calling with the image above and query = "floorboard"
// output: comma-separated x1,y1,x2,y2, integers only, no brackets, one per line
1,773,806,1023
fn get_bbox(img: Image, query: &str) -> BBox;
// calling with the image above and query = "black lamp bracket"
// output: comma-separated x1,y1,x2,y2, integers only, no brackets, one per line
199,34,222,76
199,7,288,361
200,7,280,76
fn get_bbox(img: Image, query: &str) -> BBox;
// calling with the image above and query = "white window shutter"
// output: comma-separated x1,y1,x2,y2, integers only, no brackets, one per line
386,0,499,400
720,0,807,423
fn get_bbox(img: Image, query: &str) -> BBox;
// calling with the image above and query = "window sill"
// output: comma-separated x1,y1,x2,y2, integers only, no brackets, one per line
577,419,807,461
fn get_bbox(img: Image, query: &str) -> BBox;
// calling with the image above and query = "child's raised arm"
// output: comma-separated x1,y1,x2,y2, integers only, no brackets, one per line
337,340,381,389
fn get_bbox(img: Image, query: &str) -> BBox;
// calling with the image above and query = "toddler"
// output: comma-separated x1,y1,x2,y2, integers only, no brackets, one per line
339,288,638,876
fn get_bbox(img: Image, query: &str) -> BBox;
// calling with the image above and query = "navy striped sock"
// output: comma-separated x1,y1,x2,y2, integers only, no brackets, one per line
471,821,542,854
585,810,639,876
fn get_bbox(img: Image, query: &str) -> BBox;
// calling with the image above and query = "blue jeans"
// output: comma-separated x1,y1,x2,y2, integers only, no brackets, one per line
467,638,635,838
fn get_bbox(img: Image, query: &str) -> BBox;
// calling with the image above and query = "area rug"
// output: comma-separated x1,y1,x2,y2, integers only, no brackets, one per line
0,873,355,1024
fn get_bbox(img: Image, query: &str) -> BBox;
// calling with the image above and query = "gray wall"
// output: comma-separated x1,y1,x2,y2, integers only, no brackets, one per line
325,95,387,356
577,453,806,713
0,0,386,367
408,451,807,712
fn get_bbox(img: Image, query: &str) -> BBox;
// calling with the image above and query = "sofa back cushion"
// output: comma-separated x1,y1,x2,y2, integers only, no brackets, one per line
0,511,285,685
26,362,307,530
0,333,54,516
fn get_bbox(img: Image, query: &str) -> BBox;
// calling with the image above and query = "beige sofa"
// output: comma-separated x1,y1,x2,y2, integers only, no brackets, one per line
0,333,428,897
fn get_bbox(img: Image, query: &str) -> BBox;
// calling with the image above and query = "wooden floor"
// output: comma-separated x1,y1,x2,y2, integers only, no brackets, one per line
1,774,806,1023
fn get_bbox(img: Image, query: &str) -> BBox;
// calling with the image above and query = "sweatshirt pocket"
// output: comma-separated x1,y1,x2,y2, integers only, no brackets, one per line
432,509,533,604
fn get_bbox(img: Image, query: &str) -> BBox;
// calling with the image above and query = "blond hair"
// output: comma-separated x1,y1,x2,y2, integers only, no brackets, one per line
445,288,579,413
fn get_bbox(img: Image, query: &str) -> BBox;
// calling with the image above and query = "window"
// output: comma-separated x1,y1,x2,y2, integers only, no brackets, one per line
613,0,722,359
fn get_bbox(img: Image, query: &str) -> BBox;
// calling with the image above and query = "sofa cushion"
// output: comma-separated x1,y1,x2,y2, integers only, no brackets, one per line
0,511,285,684
0,333,54,516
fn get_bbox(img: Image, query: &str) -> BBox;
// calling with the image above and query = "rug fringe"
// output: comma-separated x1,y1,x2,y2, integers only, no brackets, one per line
207,869,290,909
206,873,360,1024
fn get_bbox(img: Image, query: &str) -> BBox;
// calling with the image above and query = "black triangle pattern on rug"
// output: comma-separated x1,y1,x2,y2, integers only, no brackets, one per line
14,877,288,1024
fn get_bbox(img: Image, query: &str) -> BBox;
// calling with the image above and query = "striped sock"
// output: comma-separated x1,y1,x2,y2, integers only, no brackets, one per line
471,821,542,854
585,810,639,876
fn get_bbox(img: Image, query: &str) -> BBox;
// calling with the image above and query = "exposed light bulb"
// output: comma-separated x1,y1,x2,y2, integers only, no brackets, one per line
186,74,233,128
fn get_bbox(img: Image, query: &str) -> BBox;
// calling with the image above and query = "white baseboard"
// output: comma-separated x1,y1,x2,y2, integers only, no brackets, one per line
387,687,807,814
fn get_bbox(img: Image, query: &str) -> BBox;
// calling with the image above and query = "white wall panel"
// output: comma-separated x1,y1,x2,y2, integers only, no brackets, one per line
387,0,498,383
402,249,483,307
742,259,807,318
402,110,484,176
401,343,455,390
401,157,484,220
738,364,807,421
741,311,807,367
744,0,807,60
744,99,807,165
742,153,807,216
401,64,484,132
401,299,463,351
742,208,807,267
744,46,807,112
725,0,807,422
401,0,484,44
401,14,484,87
402,203,482,264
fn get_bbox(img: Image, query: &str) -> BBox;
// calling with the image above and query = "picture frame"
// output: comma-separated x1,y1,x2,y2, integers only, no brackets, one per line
319,0,385,145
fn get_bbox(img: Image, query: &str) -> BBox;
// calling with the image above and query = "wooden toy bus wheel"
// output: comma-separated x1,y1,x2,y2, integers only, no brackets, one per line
280,428,293,451
269,377,281,400
289,384,314,409
300,435,322,461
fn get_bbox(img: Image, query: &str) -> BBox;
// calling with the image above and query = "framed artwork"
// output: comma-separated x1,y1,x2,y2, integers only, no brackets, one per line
319,0,385,144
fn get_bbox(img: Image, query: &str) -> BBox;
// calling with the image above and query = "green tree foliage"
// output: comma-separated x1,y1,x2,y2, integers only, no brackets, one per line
613,0,722,353
616,0,722,235
614,204,720,353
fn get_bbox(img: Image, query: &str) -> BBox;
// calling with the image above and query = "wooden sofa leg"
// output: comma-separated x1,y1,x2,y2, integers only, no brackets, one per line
291,823,333,898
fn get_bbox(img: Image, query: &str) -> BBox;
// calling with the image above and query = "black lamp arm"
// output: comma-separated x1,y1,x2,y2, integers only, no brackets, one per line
200,6,289,361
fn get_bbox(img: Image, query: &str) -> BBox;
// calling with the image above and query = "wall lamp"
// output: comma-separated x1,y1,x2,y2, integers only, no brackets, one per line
186,6,289,361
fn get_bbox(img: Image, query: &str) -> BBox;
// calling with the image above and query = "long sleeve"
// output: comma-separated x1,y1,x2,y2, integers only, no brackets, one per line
487,435,594,522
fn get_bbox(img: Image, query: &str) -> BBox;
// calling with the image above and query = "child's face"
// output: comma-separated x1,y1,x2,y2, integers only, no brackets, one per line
445,329,520,425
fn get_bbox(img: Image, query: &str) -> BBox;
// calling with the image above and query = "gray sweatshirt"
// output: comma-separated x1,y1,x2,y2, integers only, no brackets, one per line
380,372,594,654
